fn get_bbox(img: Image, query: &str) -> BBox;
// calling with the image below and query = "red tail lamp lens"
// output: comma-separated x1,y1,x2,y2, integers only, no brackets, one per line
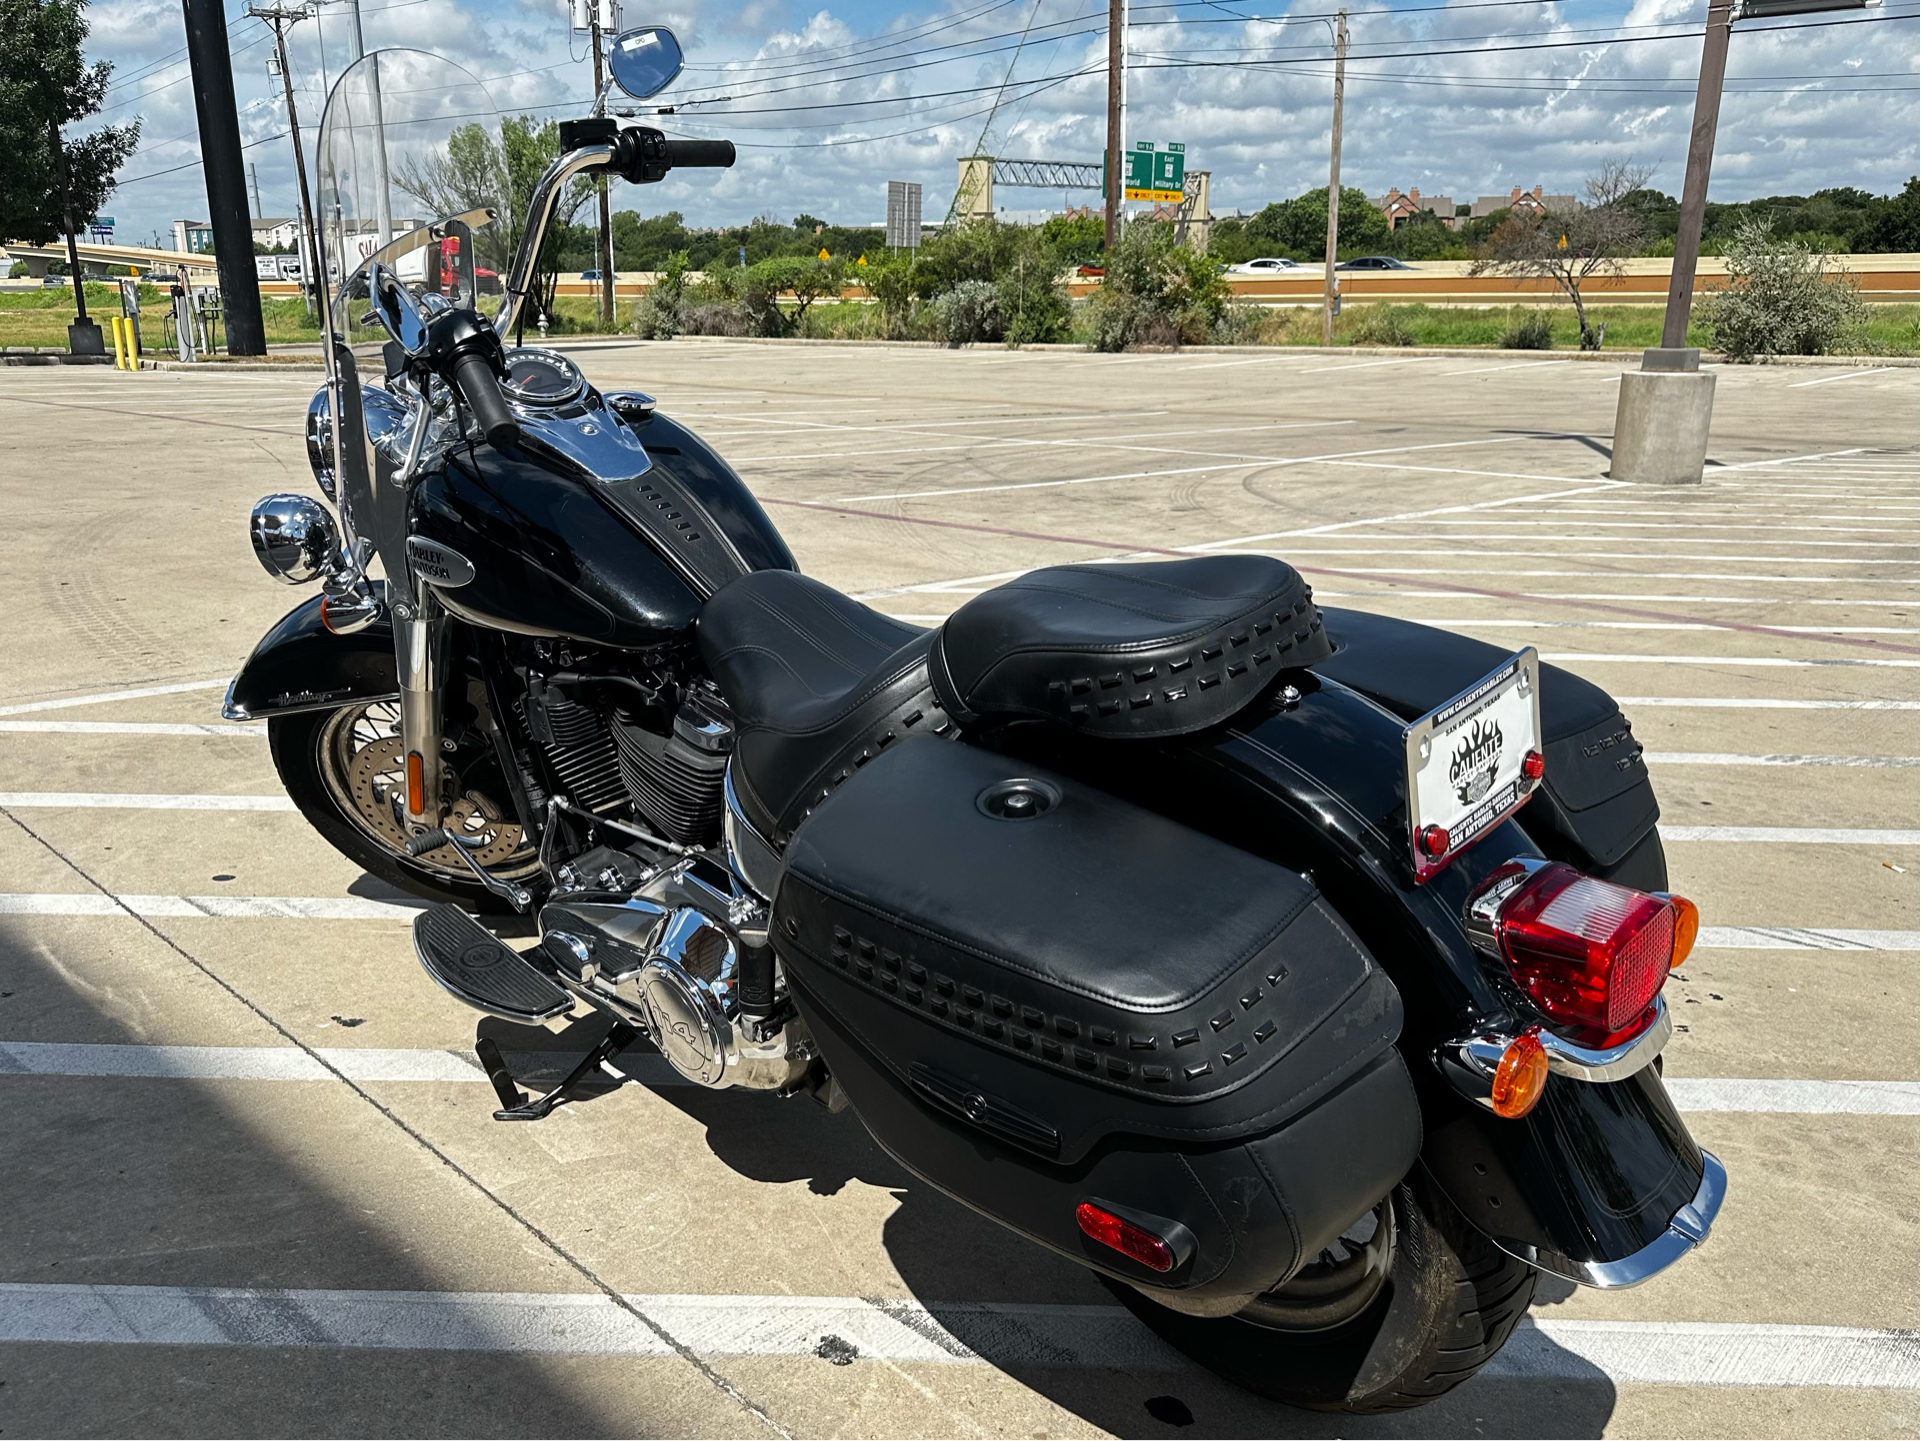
1490,1029,1549,1119
1521,749,1546,781
1076,1202,1175,1273
1493,864,1676,1043
1419,824,1451,858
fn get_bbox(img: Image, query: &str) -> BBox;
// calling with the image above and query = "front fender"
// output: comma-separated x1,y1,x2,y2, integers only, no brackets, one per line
223,582,396,721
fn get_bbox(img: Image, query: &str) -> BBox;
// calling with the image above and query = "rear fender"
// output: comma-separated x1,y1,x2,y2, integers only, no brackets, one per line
223,583,396,721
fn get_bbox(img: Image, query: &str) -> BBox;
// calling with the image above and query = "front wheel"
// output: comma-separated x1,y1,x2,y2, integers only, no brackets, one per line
1103,1173,1536,1414
269,700,540,913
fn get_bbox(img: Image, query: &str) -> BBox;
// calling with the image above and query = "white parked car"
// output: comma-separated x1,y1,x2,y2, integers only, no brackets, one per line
1229,256,1302,274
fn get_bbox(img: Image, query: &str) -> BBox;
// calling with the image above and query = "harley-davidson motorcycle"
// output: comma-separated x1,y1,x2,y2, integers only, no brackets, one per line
228,39,1724,1412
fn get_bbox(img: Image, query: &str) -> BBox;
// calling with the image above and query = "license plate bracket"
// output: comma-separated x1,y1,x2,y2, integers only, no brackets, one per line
1403,646,1543,882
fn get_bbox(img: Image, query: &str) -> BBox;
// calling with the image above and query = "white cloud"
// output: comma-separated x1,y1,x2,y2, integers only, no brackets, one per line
79,0,1918,245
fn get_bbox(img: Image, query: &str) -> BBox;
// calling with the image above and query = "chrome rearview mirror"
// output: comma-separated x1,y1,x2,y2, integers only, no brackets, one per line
365,258,429,354
608,27,684,100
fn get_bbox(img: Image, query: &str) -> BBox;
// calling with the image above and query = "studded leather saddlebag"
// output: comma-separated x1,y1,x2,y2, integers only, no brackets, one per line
772,735,1422,1313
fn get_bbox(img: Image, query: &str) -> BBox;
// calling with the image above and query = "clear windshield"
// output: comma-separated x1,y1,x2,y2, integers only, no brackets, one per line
316,50,503,344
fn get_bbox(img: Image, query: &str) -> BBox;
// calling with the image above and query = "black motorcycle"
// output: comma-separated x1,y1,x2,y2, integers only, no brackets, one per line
228,38,1723,1413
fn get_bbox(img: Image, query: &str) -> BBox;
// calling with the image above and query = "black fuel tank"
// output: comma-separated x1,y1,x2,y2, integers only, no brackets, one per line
406,405,794,650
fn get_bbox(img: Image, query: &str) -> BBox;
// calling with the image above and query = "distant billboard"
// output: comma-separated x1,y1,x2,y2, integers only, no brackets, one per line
886,180,922,250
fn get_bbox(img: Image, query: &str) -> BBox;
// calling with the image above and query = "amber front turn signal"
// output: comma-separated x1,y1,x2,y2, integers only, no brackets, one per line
1490,1028,1549,1119
1668,895,1699,970
406,751,426,818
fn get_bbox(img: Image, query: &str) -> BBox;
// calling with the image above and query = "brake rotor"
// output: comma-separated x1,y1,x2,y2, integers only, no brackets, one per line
343,735,527,869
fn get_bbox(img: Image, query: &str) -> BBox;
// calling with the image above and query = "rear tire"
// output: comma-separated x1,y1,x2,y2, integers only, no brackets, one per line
1103,1173,1536,1414
269,701,539,914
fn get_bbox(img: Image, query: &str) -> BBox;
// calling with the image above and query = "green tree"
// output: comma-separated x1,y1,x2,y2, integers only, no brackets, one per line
1088,221,1230,351
1242,186,1389,260
0,0,138,323
1040,212,1105,268
393,113,591,328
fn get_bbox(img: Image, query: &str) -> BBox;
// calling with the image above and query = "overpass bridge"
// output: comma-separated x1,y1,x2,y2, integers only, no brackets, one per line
2,239,220,280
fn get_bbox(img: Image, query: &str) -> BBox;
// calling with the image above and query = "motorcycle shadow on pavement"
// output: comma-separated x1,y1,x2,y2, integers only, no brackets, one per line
479,1014,1619,1440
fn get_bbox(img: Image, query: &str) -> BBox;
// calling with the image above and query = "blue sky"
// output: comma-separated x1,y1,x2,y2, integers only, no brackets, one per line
85,0,1920,246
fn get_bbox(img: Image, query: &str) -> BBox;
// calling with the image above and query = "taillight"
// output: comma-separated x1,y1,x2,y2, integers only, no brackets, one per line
1486,863,1679,1045
1076,1202,1175,1273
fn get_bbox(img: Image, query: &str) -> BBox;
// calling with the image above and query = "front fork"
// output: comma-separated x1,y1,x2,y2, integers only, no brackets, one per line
395,583,449,831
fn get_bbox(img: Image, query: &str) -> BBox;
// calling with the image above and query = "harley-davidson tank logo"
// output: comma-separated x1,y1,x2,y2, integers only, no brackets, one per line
406,537,476,589
1449,716,1504,805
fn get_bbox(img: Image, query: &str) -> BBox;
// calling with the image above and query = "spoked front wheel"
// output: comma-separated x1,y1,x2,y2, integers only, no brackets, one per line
1103,1173,1537,1413
268,700,539,912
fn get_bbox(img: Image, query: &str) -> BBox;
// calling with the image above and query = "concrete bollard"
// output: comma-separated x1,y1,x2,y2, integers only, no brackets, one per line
1610,348,1716,486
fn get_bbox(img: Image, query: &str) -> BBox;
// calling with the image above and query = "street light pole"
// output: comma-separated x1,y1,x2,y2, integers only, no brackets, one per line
1321,9,1347,347
1104,0,1123,252
1659,0,1733,349
590,5,615,330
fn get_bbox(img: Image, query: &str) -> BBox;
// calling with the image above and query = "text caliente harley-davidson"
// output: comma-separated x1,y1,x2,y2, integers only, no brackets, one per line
228,39,1724,1412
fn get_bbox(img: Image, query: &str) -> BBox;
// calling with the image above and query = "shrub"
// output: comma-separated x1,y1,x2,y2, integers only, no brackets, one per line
1501,307,1554,350
861,251,922,339
1086,222,1230,351
932,280,1001,346
1700,216,1870,362
1351,304,1415,346
632,249,689,339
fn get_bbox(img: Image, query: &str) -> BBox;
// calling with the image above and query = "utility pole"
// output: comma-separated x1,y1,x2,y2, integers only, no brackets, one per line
1659,0,1732,349
249,161,263,216
249,5,323,322
1321,8,1347,347
50,119,103,353
1103,0,1122,252
589,2,616,330
182,0,267,353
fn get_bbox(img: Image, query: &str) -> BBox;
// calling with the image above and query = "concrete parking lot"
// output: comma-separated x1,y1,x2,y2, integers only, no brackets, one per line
0,341,1915,1438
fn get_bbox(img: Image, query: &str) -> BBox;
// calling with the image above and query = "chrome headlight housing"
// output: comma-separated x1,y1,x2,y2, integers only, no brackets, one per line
250,493,339,584
305,390,336,501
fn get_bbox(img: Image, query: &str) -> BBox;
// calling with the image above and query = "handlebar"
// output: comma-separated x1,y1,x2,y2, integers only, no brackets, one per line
662,139,736,169
452,350,519,450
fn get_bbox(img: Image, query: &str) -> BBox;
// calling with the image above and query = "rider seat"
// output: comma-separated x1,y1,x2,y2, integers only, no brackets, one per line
698,556,1329,846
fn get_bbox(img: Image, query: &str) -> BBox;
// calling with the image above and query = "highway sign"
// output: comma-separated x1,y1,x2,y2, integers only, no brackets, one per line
1121,143,1186,204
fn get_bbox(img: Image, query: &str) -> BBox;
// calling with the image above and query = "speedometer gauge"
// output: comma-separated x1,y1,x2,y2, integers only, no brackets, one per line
500,347,587,406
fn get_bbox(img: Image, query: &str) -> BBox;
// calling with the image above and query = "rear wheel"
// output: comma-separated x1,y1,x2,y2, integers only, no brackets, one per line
1103,1173,1536,1413
268,700,539,913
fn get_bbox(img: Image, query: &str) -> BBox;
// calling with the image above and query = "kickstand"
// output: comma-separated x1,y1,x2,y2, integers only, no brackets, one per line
477,1023,641,1122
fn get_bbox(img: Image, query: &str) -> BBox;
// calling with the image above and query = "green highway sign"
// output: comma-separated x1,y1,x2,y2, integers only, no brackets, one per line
1119,142,1186,204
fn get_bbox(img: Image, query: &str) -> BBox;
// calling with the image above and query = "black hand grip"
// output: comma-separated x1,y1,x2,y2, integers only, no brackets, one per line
452,350,520,449
663,139,735,169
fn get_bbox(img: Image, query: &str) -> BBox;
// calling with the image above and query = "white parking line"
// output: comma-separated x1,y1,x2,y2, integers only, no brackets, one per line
0,678,230,717
1661,1079,1918,1115
1697,927,1916,950
0,793,296,811
1543,653,1918,669
826,435,1536,503
1643,752,1916,767
0,721,264,737
0,894,419,919
1297,357,1436,374
1787,368,1900,388
1422,621,1917,635
1663,827,1920,845
0,1282,1909,1386
5,1040,1909,1114
1617,698,1921,710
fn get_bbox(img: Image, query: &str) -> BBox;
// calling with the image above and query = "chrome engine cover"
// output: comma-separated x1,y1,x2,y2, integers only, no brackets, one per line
539,860,811,1092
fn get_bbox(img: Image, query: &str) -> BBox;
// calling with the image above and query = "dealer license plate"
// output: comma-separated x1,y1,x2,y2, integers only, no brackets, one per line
1403,647,1543,882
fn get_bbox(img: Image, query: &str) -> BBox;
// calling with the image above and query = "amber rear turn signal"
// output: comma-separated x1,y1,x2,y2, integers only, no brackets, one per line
1668,895,1699,970
1490,1029,1549,1119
